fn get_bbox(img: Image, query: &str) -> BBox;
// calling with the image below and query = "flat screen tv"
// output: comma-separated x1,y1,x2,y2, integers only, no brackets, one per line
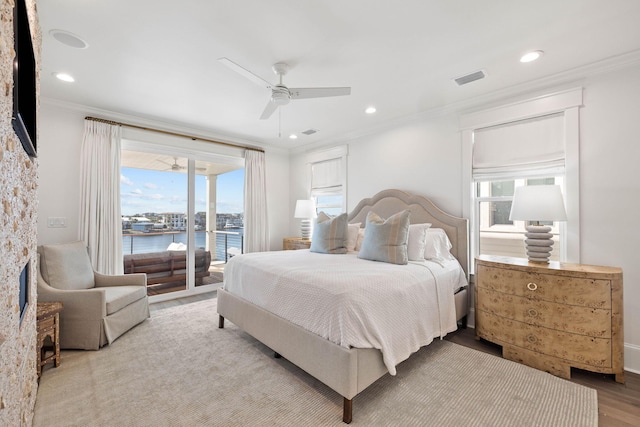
12,0,37,158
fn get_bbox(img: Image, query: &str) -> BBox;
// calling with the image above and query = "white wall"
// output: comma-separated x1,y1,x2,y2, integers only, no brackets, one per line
37,104,85,244
288,64,640,373
288,114,463,236
37,102,290,251
580,65,640,371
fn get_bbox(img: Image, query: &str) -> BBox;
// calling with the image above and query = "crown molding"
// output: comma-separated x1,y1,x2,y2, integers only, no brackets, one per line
40,97,290,157
289,48,640,155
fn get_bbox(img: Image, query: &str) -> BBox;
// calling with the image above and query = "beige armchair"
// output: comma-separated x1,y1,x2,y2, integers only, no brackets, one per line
37,241,150,350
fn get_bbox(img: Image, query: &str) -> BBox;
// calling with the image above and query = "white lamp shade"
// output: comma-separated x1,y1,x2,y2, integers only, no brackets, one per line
509,185,567,222
294,199,318,219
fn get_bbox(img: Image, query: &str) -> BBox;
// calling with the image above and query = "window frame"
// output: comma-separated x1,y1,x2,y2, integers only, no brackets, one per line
461,88,582,270
307,145,348,214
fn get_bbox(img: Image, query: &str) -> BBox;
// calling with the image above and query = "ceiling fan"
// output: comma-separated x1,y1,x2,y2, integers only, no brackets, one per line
159,157,205,172
218,57,351,120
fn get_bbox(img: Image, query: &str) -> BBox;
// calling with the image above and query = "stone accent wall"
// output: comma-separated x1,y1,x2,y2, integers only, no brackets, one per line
0,0,40,425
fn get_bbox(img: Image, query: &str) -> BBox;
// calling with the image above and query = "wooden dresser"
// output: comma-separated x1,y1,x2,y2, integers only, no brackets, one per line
283,237,311,250
475,255,624,383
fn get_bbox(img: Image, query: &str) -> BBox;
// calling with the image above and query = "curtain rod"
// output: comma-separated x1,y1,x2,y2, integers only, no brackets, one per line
85,116,264,153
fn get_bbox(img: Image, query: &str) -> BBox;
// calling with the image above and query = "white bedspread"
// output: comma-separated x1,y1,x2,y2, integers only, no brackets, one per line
223,250,467,375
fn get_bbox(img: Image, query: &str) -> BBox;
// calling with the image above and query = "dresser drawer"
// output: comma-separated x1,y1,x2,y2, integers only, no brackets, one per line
477,311,612,368
476,264,611,308
477,287,611,337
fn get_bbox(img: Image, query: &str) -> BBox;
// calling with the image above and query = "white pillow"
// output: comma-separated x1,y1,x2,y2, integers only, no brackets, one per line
407,223,431,261
424,228,456,261
354,228,365,252
346,223,361,252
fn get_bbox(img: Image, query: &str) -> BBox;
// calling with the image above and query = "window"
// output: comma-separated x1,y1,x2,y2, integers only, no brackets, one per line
120,143,244,300
461,88,582,266
475,176,563,260
308,146,347,215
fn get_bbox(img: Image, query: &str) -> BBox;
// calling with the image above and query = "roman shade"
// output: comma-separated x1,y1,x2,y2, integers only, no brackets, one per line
311,158,342,195
472,113,564,180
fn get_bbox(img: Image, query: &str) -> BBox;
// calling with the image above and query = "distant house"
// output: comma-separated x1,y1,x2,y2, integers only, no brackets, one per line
131,222,154,232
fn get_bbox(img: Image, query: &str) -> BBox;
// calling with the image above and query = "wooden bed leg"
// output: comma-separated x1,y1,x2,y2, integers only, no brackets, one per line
343,398,352,424
218,315,225,329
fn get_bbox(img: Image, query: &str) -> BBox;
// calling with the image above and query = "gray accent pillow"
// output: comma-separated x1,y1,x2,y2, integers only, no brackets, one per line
358,210,411,265
310,212,348,254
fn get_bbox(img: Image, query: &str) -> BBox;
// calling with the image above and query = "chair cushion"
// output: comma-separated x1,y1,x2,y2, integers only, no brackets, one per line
39,241,95,290
104,285,147,315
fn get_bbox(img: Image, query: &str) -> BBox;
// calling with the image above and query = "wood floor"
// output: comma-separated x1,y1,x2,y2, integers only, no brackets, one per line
150,293,640,426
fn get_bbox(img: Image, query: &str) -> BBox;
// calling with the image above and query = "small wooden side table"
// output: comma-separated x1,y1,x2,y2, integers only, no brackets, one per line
37,301,63,378
283,237,311,250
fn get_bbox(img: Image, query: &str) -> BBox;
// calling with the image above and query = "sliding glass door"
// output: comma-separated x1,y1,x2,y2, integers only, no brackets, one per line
121,145,244,302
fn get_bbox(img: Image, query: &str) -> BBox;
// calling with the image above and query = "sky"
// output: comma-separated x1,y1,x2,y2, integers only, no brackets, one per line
120,167,244,216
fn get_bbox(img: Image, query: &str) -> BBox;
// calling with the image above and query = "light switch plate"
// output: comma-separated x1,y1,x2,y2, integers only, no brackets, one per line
47,217,67,228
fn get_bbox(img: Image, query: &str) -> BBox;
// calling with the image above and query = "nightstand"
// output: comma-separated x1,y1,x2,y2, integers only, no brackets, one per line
283,237,311,250
475,255,624,383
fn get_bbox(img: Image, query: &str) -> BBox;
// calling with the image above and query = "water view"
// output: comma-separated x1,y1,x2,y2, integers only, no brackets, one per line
122,228,243,261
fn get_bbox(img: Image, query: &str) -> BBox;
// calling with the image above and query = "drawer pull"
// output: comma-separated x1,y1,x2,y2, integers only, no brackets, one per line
527,308,538,317
527,282,538,291
527,334,537,343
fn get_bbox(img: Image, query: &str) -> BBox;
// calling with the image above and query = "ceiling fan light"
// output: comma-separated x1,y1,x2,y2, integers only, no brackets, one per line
289,134,298,139
271,87,291,105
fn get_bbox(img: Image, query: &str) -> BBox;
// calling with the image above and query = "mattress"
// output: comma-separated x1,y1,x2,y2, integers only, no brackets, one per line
223,250,467,375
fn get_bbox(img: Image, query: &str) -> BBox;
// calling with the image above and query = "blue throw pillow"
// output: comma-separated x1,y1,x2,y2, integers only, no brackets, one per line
358,210,411,265
310,212,348,254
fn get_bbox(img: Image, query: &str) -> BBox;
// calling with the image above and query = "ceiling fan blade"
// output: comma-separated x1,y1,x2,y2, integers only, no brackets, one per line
157,159,174,167
218,57,272,89
290,87,351,99
260,101,279,120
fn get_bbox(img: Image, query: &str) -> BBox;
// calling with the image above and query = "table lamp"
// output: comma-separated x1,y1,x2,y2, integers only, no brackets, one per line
294,199,317,239
509,185,567,263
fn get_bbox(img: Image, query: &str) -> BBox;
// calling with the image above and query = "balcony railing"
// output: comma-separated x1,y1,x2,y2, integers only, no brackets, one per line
122,230,243,262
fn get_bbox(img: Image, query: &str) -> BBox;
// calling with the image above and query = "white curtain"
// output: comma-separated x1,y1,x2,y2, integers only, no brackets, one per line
78,120,123,274
243,150,269,253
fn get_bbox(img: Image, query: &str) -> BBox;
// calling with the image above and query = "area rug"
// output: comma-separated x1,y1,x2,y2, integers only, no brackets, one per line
34,298,597,426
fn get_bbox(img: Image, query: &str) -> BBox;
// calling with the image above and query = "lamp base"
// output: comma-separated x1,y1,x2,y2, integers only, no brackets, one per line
524,225,554,263
300,219,312,239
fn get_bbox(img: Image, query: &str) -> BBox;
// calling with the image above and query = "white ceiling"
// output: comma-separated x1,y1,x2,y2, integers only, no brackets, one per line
38,0,640,150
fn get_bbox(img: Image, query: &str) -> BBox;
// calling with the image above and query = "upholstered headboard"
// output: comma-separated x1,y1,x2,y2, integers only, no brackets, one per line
347,189,469,278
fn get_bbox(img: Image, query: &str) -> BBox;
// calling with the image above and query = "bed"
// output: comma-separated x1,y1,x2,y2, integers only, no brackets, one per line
217,189,469,423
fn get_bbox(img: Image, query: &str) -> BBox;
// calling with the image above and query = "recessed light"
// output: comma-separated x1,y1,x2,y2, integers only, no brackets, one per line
520,50,543,63
365,106,377,114
289,134,298,140
49,29,88,49
54,72,75,82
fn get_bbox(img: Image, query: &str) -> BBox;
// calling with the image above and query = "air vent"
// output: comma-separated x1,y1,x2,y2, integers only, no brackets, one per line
301,128,318,135
453,70,486,86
